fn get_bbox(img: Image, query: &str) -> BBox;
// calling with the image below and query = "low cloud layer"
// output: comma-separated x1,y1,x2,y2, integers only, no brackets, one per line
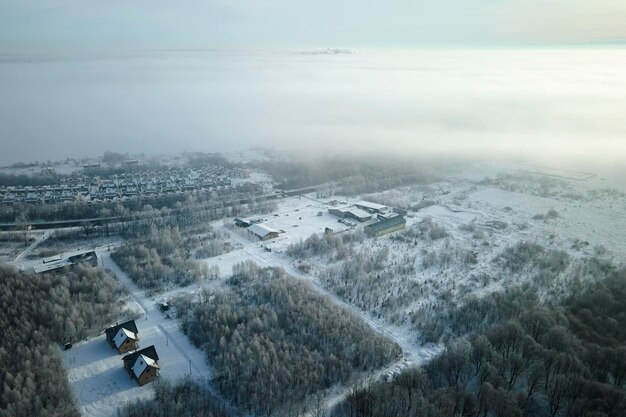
1,48,625,167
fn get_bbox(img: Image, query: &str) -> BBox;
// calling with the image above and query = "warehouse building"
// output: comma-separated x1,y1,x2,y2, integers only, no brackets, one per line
247,223,280,241
364,216,406,237
355,201,388,214
328,206,372,222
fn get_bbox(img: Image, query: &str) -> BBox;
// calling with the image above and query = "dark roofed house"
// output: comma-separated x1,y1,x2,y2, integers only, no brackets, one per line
105,320,139,354
364,216,406,237
122,345,160,385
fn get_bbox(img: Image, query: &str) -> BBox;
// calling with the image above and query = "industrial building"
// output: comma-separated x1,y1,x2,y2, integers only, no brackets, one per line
355,201,388,214
28,250,99,274
328,206,372,222
364,216,406,237
247,223,280,241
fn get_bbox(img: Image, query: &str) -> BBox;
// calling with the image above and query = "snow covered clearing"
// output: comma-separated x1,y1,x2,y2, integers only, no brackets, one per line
61,253,213,417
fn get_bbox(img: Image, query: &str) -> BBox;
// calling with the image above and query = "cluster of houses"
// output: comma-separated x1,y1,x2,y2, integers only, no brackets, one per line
105,320,160,386
328,200,407,237
0,165,260,205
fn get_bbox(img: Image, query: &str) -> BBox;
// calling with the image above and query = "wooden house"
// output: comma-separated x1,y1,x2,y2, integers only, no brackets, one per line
105,320,139,354
122,345,160,386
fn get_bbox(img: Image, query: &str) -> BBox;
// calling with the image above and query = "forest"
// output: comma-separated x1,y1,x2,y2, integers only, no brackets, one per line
174,261,401,416
0,264,127,417
332,265,626,417
111,225,212,291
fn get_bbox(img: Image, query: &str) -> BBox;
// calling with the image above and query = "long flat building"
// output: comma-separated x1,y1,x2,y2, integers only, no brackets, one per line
364,216,406,237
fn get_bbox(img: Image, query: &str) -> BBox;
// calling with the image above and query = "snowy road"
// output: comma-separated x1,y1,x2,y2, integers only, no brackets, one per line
12,229,50,263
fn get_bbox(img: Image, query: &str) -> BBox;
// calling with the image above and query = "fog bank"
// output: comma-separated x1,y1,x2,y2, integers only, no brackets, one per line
1,48,625,168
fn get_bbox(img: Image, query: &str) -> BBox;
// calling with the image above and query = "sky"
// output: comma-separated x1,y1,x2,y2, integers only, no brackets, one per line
1,1,626,168
1,0,626,49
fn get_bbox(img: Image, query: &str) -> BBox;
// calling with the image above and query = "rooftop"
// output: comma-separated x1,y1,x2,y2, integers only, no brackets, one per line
364,215,406,233
247,223,279,238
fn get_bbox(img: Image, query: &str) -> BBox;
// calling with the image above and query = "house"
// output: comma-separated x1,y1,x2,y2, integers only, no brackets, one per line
328,206,372,222
364,216,406,237
112,327,139,354
122,345,160,386
247,223,280,241
105,320,139,354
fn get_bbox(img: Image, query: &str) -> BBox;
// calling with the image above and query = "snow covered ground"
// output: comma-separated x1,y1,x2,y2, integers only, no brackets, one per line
13,160,623,417
60,253,214,417
212,162,626,358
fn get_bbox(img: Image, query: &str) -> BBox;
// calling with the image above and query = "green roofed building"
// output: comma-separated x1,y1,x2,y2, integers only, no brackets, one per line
364,216,406,237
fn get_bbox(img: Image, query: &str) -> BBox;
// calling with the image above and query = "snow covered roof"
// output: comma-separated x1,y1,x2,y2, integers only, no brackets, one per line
106,320,138,340
132,354,159,379
355,201,387,211
333,206,371,218
365,216,406,233
247,223,279,238
32,259,72,274
346,207,371,218
113,327,137,348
